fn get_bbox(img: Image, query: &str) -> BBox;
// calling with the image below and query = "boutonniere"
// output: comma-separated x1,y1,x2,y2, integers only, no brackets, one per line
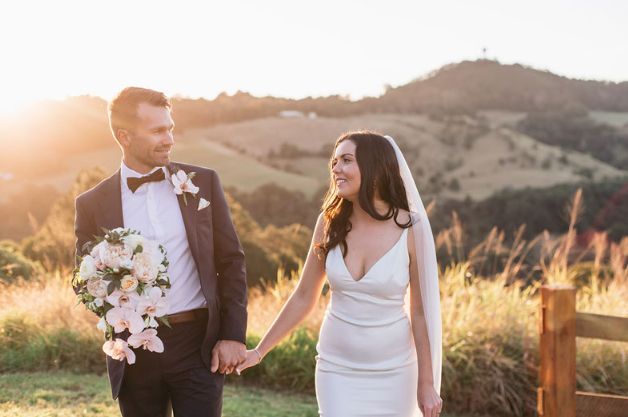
169,168,211,211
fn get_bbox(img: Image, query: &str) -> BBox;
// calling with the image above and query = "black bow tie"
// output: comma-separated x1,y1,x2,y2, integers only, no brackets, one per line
127,169,166,193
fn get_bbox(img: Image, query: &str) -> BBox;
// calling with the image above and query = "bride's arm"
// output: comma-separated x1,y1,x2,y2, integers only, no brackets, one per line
408,229,442,417
238,213,327,371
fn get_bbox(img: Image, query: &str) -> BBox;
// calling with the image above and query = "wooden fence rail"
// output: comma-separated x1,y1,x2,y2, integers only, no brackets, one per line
537,285,628,417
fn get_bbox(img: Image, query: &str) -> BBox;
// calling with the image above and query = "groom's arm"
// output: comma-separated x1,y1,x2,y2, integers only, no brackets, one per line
74,195,96,265
210,171,248,343
73,194,96,294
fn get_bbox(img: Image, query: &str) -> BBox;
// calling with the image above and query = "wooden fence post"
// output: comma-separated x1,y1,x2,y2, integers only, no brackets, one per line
539,285,576,417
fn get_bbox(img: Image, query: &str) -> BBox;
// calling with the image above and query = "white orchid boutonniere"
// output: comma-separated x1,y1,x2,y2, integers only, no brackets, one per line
170,168,211,211
171,170,199,206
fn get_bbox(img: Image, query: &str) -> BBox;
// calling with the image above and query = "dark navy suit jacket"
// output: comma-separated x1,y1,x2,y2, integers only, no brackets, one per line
74,162,247,399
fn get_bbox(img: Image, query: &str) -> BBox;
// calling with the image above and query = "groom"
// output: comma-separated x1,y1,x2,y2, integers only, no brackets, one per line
74,87,247,417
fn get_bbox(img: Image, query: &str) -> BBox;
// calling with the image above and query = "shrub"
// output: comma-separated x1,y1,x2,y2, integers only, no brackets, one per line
0,241,42,283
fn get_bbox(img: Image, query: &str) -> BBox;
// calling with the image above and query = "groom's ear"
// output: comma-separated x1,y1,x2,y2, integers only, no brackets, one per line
116,129,131,147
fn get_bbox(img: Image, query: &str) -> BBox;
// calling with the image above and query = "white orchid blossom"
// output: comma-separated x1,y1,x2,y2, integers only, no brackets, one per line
171,170,199,196
105,307,145,334
170,169,199,205
128,329,165,353
136,287,168,319
106,289,141,309
102,339,136,364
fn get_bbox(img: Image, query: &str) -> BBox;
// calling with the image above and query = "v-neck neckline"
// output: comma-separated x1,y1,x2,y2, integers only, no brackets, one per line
341,228,408,283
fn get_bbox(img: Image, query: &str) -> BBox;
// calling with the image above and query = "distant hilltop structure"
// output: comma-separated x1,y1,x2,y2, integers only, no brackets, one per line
279,110,317,119
0,172,13,181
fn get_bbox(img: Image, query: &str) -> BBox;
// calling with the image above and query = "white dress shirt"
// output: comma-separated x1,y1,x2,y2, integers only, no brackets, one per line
120,162,206,314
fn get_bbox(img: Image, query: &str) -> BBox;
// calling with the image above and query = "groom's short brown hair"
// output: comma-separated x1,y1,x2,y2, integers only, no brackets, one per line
108,87,171,141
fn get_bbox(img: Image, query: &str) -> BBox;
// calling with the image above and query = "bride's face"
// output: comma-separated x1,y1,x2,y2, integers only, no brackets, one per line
331,139,361,201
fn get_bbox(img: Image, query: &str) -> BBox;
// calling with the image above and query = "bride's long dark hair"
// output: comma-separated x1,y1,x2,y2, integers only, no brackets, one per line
316,131,412,258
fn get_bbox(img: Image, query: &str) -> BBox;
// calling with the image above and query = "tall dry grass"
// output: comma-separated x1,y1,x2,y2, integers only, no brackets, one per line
0,269,103,372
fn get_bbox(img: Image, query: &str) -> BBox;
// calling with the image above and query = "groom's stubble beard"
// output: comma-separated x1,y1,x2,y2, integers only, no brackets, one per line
146,149,171,168
152,146,172,167
125,133,173,170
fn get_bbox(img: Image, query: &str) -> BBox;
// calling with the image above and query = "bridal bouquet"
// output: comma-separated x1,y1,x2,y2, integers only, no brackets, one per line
72,228,171,364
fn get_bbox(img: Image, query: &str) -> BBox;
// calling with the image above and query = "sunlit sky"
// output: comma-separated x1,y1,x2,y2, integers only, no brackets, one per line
1,0,626,113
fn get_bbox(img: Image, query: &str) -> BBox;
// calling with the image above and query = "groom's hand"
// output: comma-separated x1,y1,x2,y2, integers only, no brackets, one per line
210,340,246,374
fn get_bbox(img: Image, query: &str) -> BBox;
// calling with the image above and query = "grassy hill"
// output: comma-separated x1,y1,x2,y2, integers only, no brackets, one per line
0,132,320,202
374,59,628,113
188,113,627,201
2,112,626,205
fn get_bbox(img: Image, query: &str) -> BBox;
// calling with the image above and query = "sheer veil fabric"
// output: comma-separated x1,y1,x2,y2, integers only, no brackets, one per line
385,135,442,393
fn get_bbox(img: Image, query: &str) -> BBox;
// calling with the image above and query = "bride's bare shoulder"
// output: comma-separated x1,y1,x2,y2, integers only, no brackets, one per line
312,212,326,243
396,209,417,254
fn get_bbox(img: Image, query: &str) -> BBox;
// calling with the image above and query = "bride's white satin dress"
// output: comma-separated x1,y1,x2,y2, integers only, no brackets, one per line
316,228,421,417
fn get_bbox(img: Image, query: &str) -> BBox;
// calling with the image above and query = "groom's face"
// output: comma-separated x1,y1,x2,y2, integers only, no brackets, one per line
122,102,175,172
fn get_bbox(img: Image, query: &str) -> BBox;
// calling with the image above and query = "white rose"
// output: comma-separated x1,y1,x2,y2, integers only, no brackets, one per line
90,241,106,263
119,258,134,270
141,240,164,264
122,234,145,252
99,242,134,270
78,255,98,281
86,278,109,298
132,252,159,284
120,275,139,292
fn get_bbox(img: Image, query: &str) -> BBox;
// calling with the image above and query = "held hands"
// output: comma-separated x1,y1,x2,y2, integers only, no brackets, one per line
418,382,443,417
235,348,263,375
210,340,246,375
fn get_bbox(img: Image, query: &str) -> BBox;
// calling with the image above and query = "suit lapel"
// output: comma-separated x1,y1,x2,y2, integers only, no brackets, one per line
100,164,201,264
168,164,201,267
100,170,124,230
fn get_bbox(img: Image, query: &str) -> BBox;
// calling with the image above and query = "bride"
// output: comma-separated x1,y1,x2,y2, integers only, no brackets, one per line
237,131,443,417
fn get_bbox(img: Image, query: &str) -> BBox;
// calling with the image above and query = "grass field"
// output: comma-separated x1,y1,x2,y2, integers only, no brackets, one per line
0,372,472,417
0,372,319,417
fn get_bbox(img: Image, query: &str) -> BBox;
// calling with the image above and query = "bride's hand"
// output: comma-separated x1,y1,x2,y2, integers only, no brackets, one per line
235,348,263,375
417,382,442,417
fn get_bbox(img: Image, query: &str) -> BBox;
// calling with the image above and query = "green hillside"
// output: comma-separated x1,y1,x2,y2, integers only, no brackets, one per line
192,113,627,201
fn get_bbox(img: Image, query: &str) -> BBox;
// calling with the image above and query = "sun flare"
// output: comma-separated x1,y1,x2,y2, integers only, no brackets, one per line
0,94,39,118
